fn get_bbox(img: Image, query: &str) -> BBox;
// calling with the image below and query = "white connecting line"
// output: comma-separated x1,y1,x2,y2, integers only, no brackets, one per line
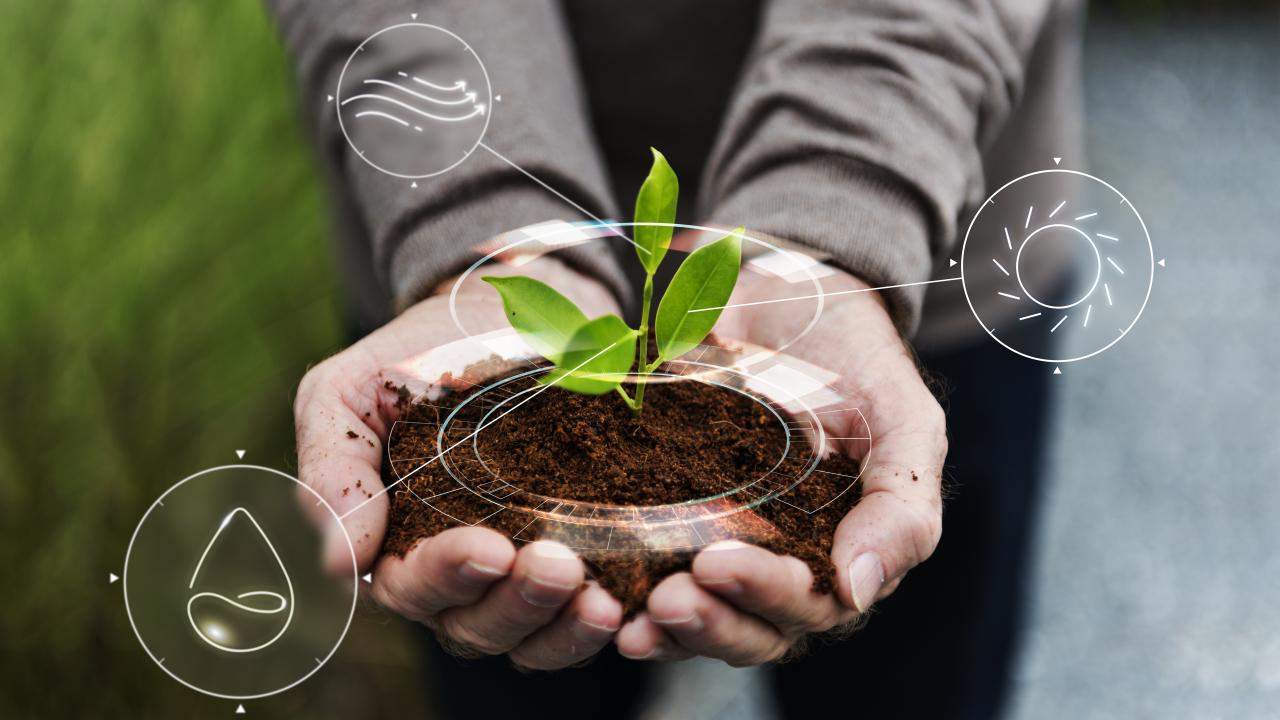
338,335,633,520
688,276,963,313
477,142,650,258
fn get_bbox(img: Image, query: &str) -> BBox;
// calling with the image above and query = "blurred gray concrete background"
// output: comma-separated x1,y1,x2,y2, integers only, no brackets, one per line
1007,8,1280,719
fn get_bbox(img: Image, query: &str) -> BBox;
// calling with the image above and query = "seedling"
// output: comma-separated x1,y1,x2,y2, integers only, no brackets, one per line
483,148,742,415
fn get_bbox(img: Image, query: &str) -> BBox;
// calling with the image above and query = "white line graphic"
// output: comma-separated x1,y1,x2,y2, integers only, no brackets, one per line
354,110,409,127
993,258,1010,276
411,75,466,93
341,93,485,122
186,508,294,654
340,333,636,519
687,276,962,313
478,141,650,258
362,78,476,106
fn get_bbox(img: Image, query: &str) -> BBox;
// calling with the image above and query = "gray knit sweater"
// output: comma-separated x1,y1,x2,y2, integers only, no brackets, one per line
266,0,1083,347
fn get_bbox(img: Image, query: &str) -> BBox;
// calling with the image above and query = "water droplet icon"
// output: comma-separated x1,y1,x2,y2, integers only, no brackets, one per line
186,507,294,653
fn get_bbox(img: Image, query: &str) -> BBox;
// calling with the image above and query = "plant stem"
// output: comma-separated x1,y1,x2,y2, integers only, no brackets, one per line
631,273,655,415
614,385,639,410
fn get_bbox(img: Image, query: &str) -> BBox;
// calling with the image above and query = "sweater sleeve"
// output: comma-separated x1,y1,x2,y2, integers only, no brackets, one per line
699,0,1057,334
264,0,627,311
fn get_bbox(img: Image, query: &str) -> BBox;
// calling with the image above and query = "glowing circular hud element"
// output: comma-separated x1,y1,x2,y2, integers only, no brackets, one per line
385,352,869,553
447,222,828,358
961,169,1154,363
123,465,357,700
336,23,492,179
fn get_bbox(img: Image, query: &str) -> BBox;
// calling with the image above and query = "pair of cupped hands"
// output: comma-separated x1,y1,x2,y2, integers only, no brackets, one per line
295,251,946,670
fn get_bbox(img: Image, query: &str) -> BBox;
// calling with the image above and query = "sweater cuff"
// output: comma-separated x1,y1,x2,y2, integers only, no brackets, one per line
706,157,934,336
386,185,630,313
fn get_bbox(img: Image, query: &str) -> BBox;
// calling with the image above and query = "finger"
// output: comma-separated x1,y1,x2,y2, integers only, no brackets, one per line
507,582,623,670
434,541,584,655
614,613,693,662
692,542,855,637
370,526,515,622
294,360,390,574
830,394,946,613
648,573,790,667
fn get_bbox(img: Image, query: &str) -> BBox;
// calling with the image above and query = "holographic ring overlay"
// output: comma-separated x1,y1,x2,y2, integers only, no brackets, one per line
385,352,871,552
122,464,358,701
447,221,827,358
960,168,1154,364
335,23,493,180
1015,223,1102,310
448,367,810,521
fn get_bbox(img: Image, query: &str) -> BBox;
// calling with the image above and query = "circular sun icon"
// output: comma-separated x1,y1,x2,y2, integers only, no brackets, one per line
960,168,1154,364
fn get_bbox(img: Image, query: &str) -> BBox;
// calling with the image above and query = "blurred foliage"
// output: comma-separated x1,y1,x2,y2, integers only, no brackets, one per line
0,0,425,716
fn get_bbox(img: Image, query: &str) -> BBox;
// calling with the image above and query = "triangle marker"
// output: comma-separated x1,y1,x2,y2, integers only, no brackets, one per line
109,573,119,584
235,450,246,459
327,95,333,102
235,704,246,715
1053,157,1062,165
362,573,373,584
948,258,957,268
1052,366,1062,375
495,95,502,102
410,181,418,188
1158,258,1166,267
410,12,418,19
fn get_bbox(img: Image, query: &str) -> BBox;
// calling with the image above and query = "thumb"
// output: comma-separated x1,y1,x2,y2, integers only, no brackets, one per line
830,429,945,613
295,366,390,575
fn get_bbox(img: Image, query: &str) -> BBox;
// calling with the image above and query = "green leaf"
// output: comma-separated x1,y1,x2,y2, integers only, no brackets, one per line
654,227,743,361
481,275,589,363
542,315,638,395
633,148,679,274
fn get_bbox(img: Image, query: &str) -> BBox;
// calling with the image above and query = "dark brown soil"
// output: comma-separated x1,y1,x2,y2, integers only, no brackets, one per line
380,371,864,616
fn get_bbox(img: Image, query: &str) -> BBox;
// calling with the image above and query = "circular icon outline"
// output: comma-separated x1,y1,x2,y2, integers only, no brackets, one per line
960,168,1154,364
122,464,358,701
335,22,493,180
1015,222,1102,310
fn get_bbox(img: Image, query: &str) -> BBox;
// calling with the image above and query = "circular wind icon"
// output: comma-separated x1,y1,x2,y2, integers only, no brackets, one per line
185,508,294,654
335,23,492,179
961,169,1154,364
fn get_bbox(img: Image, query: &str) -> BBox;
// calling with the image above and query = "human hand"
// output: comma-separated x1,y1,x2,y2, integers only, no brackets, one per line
615,266,947,665
293,255,626,669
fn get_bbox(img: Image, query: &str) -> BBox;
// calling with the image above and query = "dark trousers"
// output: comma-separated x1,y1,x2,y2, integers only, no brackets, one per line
416,332,1053,720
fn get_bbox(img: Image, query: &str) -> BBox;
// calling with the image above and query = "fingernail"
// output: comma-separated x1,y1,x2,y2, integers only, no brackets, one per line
652,612,704,633
704,540,750,553
570,618,619,642
618,647,656,660
848,552,885,613
696,576,743,595
530,541,577,560
458,560,506,586
519,576,580,608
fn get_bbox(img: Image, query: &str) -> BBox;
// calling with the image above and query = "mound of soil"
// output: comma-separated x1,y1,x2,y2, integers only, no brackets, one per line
380,371,864,615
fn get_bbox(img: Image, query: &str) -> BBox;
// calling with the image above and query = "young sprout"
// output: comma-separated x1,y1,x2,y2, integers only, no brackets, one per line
483,148,741,415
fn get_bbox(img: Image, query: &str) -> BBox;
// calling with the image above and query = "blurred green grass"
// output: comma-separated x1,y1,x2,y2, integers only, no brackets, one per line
0,0,424,716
